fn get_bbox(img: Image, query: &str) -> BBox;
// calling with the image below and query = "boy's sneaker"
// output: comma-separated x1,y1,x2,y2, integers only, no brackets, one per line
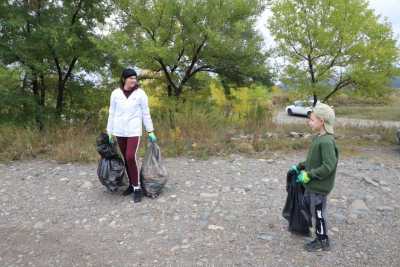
304,238,330,252
133,188,143,203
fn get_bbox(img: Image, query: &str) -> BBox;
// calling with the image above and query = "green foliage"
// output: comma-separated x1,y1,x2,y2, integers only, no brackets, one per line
0,0,113,120
108,0,271,96
0,67,38,125
268,0,399,100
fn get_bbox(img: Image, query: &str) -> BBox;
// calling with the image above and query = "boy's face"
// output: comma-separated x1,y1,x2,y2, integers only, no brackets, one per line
308,112,324,132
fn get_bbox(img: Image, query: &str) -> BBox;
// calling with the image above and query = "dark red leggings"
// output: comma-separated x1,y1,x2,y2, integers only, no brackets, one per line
117,136,140,186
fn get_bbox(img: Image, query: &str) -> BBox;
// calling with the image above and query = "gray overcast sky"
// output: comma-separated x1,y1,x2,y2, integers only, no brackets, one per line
256,0,400,49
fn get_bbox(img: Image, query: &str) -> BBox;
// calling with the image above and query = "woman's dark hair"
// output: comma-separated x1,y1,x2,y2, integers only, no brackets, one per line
119,68,138,89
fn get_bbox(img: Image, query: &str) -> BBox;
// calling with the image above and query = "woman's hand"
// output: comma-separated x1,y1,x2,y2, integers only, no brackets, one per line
108,133,114,144
148,132,157,142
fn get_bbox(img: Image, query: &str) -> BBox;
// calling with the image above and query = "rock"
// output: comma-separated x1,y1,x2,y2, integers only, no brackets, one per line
109,221,117,228
363,177,379,187
200,193,218,198
170,245,180,252
303,134,312,139
349,199,369,215
266,159,275,163
333,213,346,224
256,233,273,241
331,227,339,233
236,142,254,153
346,214,358,224
208,225,224,230
376,206,394,212
362,134,382,141
289,132,302,138
81,181,93,189
59,177,69,183
382,187,391,192
33,221,45,230
221,186,231,193
363,195,375,202
378,180,389,186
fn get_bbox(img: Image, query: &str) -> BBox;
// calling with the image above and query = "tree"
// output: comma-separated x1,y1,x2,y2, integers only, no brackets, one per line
268,0,399,101
0,0,112,119
109,0,271,97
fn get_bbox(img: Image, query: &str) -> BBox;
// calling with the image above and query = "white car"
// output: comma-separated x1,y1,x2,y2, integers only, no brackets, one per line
285,100,318,116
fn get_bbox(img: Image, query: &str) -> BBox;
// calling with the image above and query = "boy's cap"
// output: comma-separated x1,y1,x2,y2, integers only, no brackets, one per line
312,103,335,134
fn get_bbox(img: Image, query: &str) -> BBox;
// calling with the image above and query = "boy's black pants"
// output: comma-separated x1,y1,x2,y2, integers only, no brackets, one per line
303,190,328,240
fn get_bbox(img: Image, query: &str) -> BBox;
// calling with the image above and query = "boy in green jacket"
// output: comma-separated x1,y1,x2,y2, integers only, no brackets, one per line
290,103,338,252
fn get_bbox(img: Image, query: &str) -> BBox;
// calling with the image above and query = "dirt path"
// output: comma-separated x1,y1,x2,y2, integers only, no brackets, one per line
275,111,400,128
1,147,400,266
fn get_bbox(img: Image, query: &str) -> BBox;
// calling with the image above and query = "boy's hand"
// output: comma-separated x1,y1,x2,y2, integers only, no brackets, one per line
287,165,299,177
297,171,311,184
290,165,300,174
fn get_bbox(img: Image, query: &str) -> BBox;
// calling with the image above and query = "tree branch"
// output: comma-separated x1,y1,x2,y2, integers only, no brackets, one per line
170,47,185,73
179,35,208,89
71,0,83,26
154,57,178,91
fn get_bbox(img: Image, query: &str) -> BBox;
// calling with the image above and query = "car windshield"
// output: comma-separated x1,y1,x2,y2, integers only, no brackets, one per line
294,101,306,107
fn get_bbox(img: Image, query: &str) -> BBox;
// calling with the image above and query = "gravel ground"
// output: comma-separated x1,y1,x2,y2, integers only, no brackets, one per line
1,147,400,267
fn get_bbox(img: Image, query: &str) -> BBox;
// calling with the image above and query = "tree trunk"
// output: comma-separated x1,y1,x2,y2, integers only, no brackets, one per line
167,84,173,97
32,73,45,130
307,55,316,84
39,74,45,106
56,77,66,117
174,85,182,98
53,56,78,118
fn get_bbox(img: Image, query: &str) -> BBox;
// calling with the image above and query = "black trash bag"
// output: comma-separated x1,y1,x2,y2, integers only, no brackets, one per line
96,133,126,192
282,170,311,235
96,133,120,159
140,142,168,198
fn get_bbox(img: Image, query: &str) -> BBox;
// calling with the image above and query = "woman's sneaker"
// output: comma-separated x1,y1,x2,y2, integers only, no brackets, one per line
304,237,330,252
133,188,143,203
122,185,134,196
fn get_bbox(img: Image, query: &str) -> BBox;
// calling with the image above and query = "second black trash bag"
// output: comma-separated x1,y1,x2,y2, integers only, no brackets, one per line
282,170,312,236
140,142,168,198
97,157,125,192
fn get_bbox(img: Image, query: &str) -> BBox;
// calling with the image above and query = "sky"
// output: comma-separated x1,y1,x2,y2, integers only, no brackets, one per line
256,0,400,49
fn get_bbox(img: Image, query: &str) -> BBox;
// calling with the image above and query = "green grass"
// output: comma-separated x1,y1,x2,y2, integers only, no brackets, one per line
335,105,400,121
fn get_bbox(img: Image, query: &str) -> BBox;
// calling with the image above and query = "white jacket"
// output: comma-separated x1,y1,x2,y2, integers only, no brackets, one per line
106,88,154,137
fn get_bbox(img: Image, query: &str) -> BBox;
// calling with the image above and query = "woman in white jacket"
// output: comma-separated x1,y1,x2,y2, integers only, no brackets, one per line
106,68,156,203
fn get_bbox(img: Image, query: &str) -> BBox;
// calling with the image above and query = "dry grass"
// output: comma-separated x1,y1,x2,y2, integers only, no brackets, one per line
335,105,400,121
0,125,99,162
0,111,397,162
